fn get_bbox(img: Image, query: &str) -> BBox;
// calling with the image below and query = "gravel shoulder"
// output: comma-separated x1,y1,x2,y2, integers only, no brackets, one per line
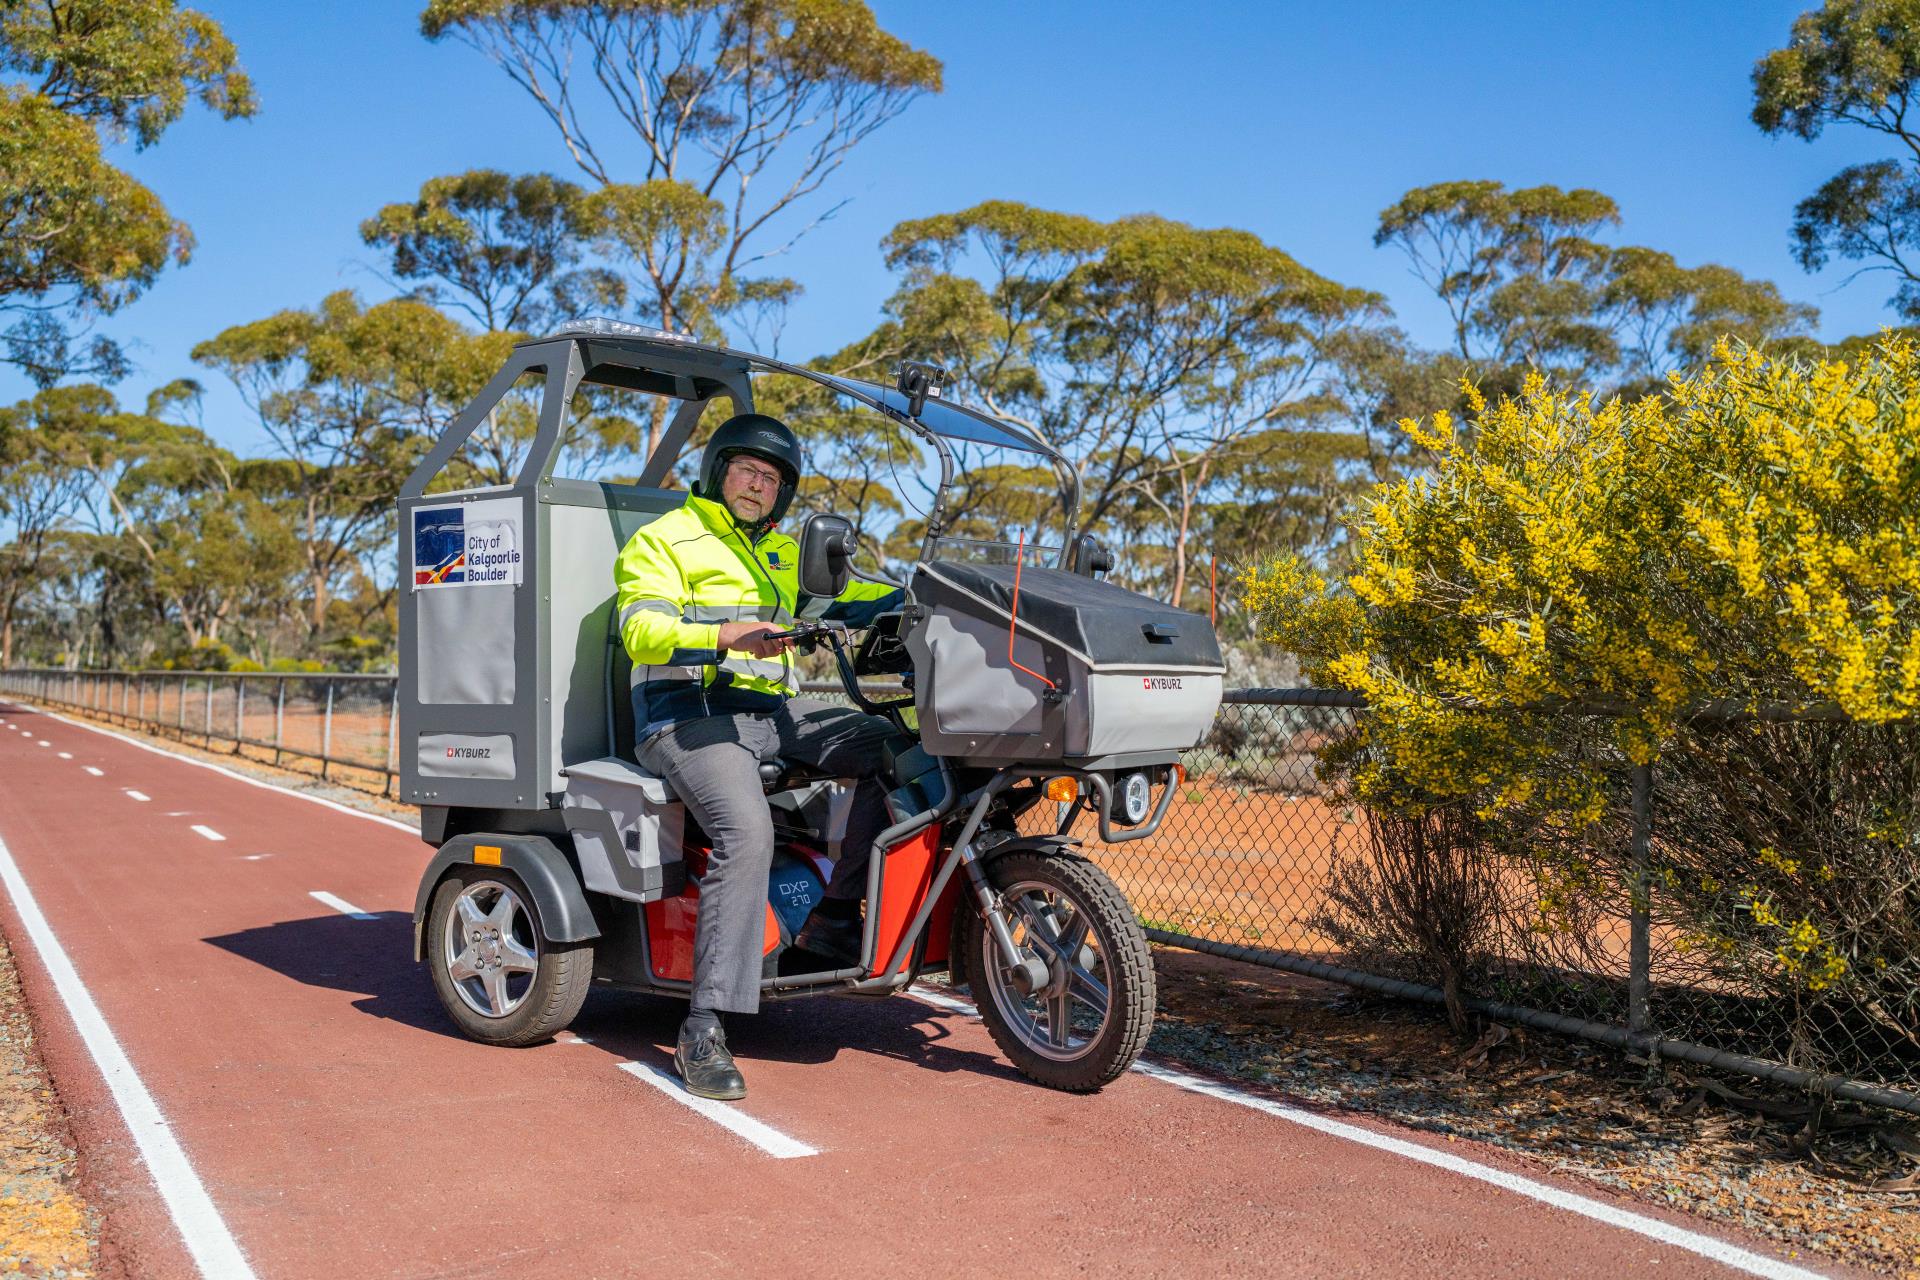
0,921,95,1276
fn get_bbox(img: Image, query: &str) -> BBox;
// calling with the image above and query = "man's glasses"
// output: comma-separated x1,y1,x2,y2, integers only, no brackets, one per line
728,459,784,490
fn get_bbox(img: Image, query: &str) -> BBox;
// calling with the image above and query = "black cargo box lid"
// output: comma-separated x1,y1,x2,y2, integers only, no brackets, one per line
913,561,1224,670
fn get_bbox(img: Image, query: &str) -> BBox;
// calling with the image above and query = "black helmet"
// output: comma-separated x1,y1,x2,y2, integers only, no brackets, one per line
695,413,802,527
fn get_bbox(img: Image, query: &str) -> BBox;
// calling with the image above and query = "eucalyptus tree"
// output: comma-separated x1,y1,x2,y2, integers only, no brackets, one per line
0,0,253,385
1600,248,1819,394
360,169,620,333
1753,0,1920,318
1376,181,1819,399
1374,180,1623,383
420,0,942,425
0,389,92,663
869,201,1381,599
193,294,514,650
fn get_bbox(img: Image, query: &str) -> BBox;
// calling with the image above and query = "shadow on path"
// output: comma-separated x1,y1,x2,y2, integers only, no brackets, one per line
206,914,1021,1084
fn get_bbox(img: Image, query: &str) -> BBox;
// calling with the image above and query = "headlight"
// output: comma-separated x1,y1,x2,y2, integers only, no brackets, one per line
1115,771,1152,825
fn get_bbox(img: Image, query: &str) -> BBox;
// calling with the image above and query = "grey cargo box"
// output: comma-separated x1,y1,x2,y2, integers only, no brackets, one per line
905,561,1224,767
559,756,687,903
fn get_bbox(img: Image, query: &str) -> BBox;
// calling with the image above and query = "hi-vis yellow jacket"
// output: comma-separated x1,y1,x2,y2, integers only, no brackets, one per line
615,493,899,743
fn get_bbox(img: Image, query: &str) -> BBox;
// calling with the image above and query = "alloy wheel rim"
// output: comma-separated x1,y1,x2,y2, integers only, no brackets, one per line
442,879,541,1019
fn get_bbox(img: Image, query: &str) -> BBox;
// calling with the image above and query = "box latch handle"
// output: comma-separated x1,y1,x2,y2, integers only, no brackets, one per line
1142,623,1177,643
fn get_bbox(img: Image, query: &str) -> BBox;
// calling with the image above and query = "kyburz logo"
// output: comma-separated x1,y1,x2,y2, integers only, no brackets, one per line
446,745,493,759
1142,676,1183,691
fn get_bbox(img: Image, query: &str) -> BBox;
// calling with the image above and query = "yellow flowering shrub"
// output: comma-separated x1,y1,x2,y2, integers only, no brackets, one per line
1248,339,1920,1052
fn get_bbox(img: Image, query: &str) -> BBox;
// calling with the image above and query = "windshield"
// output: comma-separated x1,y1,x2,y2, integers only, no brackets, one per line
929,535,1059,568
801,370,1054,456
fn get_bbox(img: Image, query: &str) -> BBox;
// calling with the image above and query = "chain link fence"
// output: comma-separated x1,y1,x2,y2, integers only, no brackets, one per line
3,668,1914,1114
0,669,399,793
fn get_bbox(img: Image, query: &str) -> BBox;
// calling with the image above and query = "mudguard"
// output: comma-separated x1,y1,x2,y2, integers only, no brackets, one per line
979,833,1080,863
412,833,602,962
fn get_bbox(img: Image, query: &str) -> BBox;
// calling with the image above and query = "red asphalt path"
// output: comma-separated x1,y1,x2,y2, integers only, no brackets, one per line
0,701,1841,1279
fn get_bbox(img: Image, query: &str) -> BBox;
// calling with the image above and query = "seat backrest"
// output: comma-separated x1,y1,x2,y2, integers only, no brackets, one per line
607,622,637,761
549,480,682,784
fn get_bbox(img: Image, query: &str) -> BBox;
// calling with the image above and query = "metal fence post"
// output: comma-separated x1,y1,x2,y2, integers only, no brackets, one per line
177,674,187,735
321,679,335,780
235,678,245,745
204,677,214,745
274,678,286,766
1628,761,1653,1038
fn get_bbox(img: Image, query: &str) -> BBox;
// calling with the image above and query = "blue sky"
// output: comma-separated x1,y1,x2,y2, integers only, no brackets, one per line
7,0,1900,451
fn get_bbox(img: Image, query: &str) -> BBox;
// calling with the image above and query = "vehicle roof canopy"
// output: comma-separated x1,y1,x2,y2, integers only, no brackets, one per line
531,321,1054,458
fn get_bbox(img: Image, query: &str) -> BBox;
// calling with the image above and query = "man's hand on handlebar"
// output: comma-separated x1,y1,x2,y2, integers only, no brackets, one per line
717,620,794,659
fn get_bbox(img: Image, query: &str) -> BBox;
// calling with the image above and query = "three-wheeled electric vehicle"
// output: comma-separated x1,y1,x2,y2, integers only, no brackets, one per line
400,319,1224,1090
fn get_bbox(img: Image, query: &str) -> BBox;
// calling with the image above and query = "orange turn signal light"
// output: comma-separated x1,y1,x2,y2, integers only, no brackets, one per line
1173,763,1187,785
474,844,503,866
1044,776,1078,803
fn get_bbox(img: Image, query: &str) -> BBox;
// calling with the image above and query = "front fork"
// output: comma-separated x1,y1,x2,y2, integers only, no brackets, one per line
953,779,1053,996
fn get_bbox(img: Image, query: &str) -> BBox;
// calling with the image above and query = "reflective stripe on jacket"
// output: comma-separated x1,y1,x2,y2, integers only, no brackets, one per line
615,493,899,744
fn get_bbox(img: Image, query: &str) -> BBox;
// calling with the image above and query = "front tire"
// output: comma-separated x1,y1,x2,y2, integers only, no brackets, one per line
426,868,593,1047
958,851,1155,1092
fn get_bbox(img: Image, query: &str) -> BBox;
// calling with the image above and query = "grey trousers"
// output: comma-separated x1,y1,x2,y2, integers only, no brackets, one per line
637,698,896,1014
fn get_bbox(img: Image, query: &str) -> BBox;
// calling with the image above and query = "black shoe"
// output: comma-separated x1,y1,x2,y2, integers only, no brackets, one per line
674,1023,746,1101
792,908,862,968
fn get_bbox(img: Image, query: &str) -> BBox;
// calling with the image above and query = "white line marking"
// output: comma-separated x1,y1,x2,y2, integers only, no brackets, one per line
36,740,49,747
905,988,1822,1280
82,767,102,777
241,854,272,862
124,790,150,803
554,1032,595,1045
190,825,225,843
309,891,374,920
33,707,418,835
56,752,70,759
616,1062,818,1159
0,830,258,1278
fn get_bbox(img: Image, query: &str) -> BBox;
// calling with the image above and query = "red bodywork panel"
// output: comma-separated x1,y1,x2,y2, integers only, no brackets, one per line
872,825,955,973
642,831,957,982
644,846,783,982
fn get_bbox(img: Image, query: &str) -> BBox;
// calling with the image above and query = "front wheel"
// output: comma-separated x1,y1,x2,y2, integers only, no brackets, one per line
957,851,1155,1092
426,868,594,1047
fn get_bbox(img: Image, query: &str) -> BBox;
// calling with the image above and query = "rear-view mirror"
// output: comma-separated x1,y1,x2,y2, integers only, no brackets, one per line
797,512,854,599
1069,532,1114,578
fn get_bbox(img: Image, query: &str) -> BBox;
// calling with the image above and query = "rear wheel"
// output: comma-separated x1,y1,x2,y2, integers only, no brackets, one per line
958,851,1155,1092
426,868,593,1047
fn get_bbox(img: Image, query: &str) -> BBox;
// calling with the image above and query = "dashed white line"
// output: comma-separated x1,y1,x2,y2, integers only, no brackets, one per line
241,854,272,862
56,752,71,759
616,1061,818,1159
123,790,150,803
190,825,226,843
309,890,374,920
36,740,49,747
82,767,102,777
31,707,418,835
0,830,258,1278
906,987,1823,1280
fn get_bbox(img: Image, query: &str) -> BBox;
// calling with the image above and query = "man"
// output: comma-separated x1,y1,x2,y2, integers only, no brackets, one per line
615,412,901,1101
